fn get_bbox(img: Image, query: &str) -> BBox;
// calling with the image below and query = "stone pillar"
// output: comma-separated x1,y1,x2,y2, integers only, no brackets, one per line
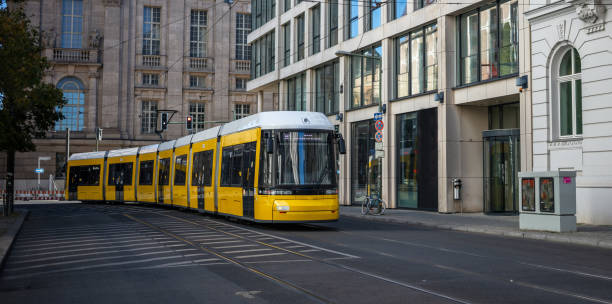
257,91,264,113
101,0,121,133
166,0,186,138
87,69,99,133
381,37,392,207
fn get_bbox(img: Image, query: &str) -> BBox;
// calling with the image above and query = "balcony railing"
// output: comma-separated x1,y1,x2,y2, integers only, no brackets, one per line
142,55,161,67
232,59,251,74
188,57,214,72
50,48,100,64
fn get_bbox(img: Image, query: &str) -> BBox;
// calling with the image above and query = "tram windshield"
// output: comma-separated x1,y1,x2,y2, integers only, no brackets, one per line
275,131,336,188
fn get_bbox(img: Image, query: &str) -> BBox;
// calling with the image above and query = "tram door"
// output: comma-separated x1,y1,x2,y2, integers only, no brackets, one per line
242,142,257,218
68,166,79,200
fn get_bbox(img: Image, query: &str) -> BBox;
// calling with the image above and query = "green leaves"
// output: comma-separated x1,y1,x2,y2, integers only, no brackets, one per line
0,6,65,152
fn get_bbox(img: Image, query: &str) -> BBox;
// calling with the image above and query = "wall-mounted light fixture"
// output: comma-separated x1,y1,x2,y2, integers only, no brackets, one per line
380,104,387,114
434,92,444,103
336,113,343,122
516,75,528,92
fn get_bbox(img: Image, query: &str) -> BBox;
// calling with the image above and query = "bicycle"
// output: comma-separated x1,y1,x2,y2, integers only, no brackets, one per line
361,193,386,215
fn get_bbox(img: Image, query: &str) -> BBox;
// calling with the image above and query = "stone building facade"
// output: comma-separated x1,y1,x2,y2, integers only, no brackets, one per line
3,0,262,189
247,0,534,216
525,0,612,224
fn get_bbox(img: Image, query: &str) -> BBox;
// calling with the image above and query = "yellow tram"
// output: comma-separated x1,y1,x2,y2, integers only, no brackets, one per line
66,111,345,223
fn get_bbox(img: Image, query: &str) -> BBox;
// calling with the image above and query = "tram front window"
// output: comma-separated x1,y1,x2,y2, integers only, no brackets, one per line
276,131,336,188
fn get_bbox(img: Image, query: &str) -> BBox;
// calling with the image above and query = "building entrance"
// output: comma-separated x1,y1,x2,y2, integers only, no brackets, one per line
483,129,520,213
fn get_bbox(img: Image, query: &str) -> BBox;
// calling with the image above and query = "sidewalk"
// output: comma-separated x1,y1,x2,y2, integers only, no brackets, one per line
0,209,29,269
340,206,612,249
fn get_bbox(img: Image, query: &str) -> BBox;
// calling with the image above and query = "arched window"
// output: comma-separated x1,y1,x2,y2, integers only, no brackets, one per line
56,77,85,131
556,47,582,137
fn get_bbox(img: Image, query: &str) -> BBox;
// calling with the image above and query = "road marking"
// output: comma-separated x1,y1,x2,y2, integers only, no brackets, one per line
9,243,186,259
13,238,172,252
11,245,191,264
234,253,287,259
299,249,320,253
512,280,612,304
200,240,243,245
192,237,235,242
213,244,259,249
519,262,612,281
243,259,312,264
16,234,156,249
223,248,273,254
286,245,306,248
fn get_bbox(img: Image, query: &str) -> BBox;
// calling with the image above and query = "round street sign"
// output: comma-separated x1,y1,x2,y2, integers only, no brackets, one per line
375,120,384,131
375,131,383,142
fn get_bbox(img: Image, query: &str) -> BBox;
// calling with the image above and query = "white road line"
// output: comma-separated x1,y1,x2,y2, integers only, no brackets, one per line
10,245,189,264
212,244,259,249
243,259,312,264
223,248,273,254
519,262,612,281
17,231,155,243
192,237,234,242
9,243,187,259
176,232,218,236
299,249,320,253
3,255,186,280
4,250,179,272
286,245,306,248
269,241,292,245
255,237,275,240
183,253,208,257
194,258,221,263
200,240,243,245
235,252,287,259
16,234,155,248
13,238,169,252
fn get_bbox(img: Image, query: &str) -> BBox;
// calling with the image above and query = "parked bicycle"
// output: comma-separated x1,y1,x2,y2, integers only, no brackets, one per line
361,193,386,215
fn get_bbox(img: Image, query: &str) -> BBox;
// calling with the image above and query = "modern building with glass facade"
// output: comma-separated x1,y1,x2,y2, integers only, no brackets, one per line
2,0,260,189
247,0,533,215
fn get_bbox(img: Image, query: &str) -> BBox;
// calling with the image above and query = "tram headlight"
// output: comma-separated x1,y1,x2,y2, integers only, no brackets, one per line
276,205,290,211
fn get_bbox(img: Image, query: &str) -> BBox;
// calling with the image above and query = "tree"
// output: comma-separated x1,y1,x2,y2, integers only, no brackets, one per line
0,4,66,215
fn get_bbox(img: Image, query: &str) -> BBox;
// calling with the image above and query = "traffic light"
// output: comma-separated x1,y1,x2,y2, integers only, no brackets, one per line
186,115,193,130
161,112,169,130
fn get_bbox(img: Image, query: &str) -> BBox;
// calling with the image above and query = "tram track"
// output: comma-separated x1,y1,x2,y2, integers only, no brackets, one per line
124,210,473,304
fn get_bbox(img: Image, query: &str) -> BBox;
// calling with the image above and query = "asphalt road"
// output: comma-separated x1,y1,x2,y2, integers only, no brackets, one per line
1,202,612,304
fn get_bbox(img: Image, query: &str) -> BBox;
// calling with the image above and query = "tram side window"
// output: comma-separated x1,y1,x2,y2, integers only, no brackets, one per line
158,158,171,185
174,154,187,186
192,150,214,186
70,165,100,186
231,145,244,186
220,148,233,186
108,163,133,186
139,160,154,185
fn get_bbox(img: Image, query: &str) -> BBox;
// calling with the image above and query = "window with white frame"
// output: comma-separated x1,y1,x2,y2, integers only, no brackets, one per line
190,75,208,88
141,100,157,134
236,78,247,90
143,7,161,55
296,14,305,61
236,13,252,60
61,0,83,48
190,10,208,58
189,103,206,132
142,73,159,86
234,104,250,120
311,5,321,55
556,47,582,137
56,77,85,131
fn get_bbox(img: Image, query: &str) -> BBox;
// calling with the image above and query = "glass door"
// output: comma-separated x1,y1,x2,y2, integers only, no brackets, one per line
483,129,519,213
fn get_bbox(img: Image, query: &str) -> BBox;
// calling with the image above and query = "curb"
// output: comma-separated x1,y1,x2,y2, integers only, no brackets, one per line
0,210,29,270
340,212,612,250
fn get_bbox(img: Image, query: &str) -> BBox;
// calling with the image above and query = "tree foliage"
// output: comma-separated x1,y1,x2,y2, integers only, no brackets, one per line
0,5,65,152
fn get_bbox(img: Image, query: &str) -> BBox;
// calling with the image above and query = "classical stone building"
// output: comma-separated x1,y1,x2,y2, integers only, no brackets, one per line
525,0,612,224
3,0,264,189
247,0,533,215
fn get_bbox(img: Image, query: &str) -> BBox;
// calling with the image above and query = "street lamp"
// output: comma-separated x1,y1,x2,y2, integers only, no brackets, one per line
37,156,51,190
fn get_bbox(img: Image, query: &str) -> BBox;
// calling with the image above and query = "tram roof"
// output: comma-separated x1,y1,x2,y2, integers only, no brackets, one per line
219,111,333,136
139,143,159,155
158,139,176,152
107,147,139,158
69,151,107,161
174,134,193,148
191,126,221,143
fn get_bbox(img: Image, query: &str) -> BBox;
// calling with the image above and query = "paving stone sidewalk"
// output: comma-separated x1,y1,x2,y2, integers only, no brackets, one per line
340,206,612,249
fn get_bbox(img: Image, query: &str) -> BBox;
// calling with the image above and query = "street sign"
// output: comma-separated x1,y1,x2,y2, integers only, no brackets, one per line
375,141,383,150
375,131,383,142
373,112,383,121
35,168,44,174
375,120,384,131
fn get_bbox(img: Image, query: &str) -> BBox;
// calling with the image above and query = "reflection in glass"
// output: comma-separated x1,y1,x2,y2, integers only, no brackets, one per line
397,113,418,208
540,177,555,213
276,132,336,187
499,0,518,76
521,178,535,211
460,11,479,84
410,30,424,95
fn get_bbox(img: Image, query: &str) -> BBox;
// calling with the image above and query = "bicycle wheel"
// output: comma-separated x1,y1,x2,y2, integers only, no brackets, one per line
379,199,387,215
361,198,370,215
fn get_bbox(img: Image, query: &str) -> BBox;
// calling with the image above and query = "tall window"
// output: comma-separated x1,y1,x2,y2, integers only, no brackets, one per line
283,23,291,67
141,100,157,134
61,0,83,48
56,77,85,131
190,75,208,88
396,24,438,98
392,0,408,20
415,0,436,10
351,45,381,109
284,0,291,12
189,103,206,132
311,5,321,55
366,0,382,31
190,10,208,58
328,0,338,47
236,13,252,60
251,30,275,78
142,73,159,86
557,48,582,137
253,0,275,30
287,73,306,111
347,0,359,39
143,7,161,55
315,61,340,115
459,0,518,85
235,104,251,119
296,15,305,61
236,78,247,90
